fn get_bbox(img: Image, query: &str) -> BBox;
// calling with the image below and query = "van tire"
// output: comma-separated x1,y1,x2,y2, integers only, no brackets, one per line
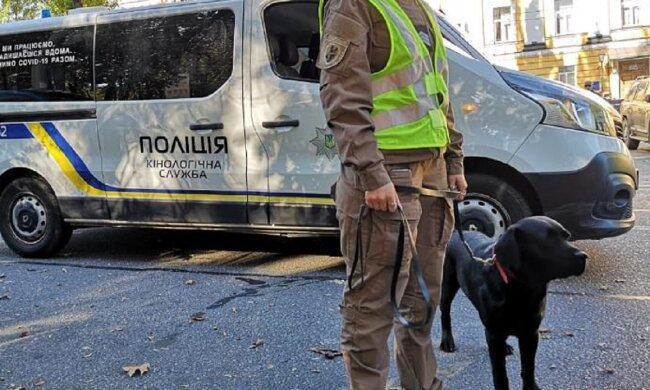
622,119,639,150
461,173,533,238
0,177,72,258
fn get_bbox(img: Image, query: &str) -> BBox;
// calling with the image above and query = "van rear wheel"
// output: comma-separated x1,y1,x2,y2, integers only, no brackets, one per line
459,173,532,239
0,177,72,258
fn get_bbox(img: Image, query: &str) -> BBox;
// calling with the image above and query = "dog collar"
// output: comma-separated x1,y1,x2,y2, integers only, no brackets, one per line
493,256,510,284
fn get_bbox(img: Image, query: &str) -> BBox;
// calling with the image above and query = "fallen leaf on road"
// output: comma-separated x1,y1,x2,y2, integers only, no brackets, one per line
539,328,551,335
19,329,29,338
184,279,196,286
563,331,575,337
122,363,150,377
62,268,67,273
614,279,626,283
250,338,264,349
111,326,124,332
600,367,615,375
310,368,321,374
599,285,609,291
0,273,5,279
310,345,343,359
549,364,557,370
190,312,206,322
0,295,9,300
34,379,46,387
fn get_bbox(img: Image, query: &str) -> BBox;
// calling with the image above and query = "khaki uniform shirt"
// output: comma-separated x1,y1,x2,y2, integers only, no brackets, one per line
319,0,464,191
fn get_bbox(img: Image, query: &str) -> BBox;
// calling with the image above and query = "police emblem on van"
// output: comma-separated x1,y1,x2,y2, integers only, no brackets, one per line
310,127,338,160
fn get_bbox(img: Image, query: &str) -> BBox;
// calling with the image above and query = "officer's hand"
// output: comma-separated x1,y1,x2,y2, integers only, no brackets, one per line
448,174,468,201
365,182,400,212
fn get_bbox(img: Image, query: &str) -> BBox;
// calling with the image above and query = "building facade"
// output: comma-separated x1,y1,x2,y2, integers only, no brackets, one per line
433,0,650,98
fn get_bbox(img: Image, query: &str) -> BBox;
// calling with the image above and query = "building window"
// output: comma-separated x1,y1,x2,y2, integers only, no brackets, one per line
555,0,573,35
493,6,513,43
558,65,576,86
622,0,642,26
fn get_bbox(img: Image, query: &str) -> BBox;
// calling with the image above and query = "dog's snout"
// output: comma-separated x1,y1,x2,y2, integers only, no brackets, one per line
573,250,588,275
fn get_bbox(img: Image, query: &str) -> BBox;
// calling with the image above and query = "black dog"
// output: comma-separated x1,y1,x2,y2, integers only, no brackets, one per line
439,216,587,390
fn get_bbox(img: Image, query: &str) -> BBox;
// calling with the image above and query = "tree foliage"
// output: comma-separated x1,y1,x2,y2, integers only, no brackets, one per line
1,0,117,23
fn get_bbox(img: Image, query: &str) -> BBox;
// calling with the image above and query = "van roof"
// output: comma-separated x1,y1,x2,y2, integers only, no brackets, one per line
0,0,226,35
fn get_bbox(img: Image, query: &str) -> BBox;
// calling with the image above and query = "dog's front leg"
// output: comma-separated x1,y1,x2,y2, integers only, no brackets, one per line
519,332,541,390
486,330,509,390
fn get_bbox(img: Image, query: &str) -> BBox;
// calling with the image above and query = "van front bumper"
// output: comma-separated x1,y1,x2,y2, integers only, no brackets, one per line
524,152,638,240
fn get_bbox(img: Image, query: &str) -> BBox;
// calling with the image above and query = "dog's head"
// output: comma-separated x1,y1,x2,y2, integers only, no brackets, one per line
494,216,588,285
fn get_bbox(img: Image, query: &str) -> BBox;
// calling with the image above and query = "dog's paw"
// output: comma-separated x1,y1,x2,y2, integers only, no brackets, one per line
440,338,457,353
504,343,514,356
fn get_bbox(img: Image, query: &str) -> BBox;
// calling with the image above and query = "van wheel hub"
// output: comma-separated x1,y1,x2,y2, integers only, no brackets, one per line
11,195,47,241
457,197,508,239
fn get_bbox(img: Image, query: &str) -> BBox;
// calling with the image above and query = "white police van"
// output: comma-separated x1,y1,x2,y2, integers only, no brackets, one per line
0,0,638,257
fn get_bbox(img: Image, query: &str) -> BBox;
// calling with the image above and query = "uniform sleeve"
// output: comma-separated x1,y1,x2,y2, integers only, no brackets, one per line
444,106,465,175
436,28,464,176
318,0,391,191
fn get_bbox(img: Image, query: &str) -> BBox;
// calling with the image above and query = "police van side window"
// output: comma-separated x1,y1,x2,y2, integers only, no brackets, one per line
263,2,320,82
95,10,235,101
0,27,94,102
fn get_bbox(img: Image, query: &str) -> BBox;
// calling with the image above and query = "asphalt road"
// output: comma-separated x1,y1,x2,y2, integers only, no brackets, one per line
1,146,649,390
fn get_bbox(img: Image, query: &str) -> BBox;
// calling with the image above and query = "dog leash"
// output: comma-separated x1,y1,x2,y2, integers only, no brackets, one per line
347,185,460,329
451,194,512,284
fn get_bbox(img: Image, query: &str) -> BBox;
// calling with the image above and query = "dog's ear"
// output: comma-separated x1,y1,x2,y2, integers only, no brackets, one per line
494,225,522,270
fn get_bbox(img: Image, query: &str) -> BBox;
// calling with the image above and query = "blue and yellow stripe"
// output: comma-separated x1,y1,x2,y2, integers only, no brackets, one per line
13,122,333,205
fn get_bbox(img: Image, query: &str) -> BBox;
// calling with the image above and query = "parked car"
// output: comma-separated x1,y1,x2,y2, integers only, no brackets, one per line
621,77,650,150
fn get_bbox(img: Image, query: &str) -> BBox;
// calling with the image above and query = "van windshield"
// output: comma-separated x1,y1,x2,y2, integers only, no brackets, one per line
435,11,491,65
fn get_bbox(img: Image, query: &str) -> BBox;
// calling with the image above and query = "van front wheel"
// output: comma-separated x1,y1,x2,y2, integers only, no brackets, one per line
459,173,532,239
0,177,72,258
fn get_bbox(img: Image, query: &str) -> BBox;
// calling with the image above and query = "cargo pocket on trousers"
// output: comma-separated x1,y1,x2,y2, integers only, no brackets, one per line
431,197,454,247
368,168,422,266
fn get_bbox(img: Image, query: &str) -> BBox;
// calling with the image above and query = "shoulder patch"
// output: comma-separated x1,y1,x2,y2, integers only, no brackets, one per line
317,35,350,70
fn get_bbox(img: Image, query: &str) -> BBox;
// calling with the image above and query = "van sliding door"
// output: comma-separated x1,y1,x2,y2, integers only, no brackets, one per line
247,0,337,228
95,2,247,226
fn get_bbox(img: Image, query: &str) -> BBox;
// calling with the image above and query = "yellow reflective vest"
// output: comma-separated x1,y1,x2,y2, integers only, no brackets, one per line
319,0,451,150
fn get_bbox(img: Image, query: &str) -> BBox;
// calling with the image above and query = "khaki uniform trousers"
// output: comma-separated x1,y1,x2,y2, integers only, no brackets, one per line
336,154,454,390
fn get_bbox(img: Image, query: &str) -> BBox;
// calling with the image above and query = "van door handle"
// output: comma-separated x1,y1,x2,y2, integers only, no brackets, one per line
189,122,223,131
262,119,300,128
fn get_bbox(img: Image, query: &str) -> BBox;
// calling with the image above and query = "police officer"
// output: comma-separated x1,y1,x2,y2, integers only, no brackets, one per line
318,0,466,389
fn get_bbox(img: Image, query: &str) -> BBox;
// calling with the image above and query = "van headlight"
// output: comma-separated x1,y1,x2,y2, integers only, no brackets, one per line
499,70,617,137
521,91,615,136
